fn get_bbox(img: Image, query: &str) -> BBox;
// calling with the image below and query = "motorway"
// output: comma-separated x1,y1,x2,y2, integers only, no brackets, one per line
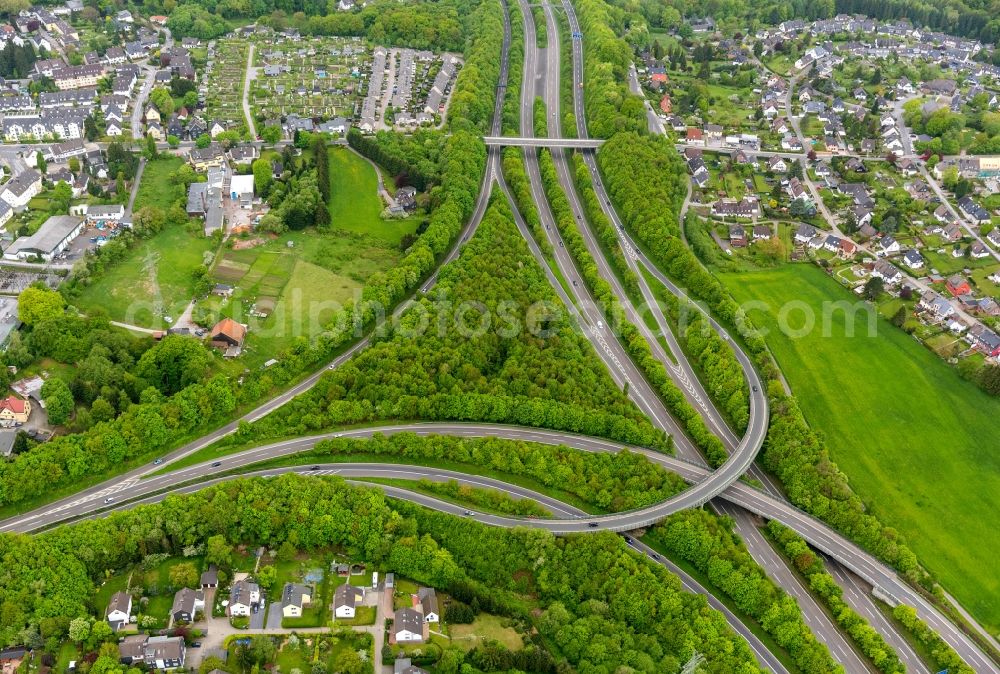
2,3,997,671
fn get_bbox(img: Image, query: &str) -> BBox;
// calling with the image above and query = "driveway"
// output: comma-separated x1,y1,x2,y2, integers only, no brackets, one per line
264,597,282,629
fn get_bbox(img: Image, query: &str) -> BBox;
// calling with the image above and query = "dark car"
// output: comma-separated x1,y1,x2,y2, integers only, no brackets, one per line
651,553,661,561
211,462,222,467
310,465,320,470
623,535,633,544
587,522,599,528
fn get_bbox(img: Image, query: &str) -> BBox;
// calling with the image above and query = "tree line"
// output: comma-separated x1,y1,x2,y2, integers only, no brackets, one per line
767,522,906,674
650,510,843,673
308,432,687,512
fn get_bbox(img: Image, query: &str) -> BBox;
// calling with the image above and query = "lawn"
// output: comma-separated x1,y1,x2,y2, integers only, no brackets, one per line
331,605,376,626
718,263,1000,631
450,614,524,652
328,147,419,245
75,159,216,328
134,156,186,212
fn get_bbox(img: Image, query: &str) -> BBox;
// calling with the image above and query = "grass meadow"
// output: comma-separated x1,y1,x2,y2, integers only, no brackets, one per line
719,263,1000,631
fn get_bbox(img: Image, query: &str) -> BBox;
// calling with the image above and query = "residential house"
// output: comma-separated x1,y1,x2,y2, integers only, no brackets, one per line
146,121,163,141
685,127,704,146
393,659,428,674
878,234,900,255
946,274,972,296
871,260,902,285
228,580,260,616
851,205,873,227
85,205,125,223
1,169,41,209
767,155,787,173
106,591,132,630
919,291,955,319
943,223,963,241
334,584,365,619
418,588,439,623
794,224,816,243
170,588,204,624
969,323,1000,357
704,124,723,144
189,143,225,170
933,204,951,223
729,225,747,247
396,186,417,211
118,635,185,670
200,565,219,589
902,249,925,270
393,608,425,643
712,197,761,219
839,239,857,257
958,195,990,223
210,318,247,357
281,583,312,618
987,229,1000,248
970,241,990,259
753,225,773,241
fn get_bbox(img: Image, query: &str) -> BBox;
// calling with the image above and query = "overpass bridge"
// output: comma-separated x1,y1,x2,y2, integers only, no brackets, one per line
483,136,605,148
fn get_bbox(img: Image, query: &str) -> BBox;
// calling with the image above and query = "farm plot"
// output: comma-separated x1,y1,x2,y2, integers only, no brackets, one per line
202,38,249,129
250,37,370,123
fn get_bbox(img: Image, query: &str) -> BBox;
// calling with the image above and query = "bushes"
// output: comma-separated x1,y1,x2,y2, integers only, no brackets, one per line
310,432,686,511
768,522,905,674
892,605,975,674
651,510,842,674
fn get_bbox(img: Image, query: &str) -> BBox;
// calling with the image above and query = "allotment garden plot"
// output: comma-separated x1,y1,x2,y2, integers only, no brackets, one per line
202,38,249,129
250,37,370,122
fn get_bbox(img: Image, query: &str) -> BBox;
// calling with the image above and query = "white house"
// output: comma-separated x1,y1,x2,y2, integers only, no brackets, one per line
228,580,260,616
333,584,364,619
902,250,924,270
281,583,312,618
1,169,42,209
106,591,132,629
417,588,439,623
394,608,424,642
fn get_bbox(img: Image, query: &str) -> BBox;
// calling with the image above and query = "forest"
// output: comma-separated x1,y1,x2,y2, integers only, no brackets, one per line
242,200,668,450
0,474,766,672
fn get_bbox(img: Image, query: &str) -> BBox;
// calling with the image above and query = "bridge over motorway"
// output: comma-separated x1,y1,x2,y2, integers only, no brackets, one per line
483,136,605,148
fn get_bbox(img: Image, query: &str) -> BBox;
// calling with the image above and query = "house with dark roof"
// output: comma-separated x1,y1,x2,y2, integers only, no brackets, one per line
417,587,438,622
170,588,204,624
333,584,364,619
106,591,132,630
200,565,218,588
281,583,313,618
393,608,425,643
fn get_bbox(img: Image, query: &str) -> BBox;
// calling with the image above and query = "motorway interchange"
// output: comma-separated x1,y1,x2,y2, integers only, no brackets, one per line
2,2,997,672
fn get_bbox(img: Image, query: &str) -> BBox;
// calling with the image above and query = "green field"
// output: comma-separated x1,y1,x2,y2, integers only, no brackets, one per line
75,223,216,328
75,157,214,328
328,147,419,244
718,264,1000,630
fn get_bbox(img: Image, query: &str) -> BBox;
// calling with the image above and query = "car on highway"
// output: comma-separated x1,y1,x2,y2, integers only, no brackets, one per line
211,462,222,467
587,522,599,528
104,497,115,504
463,510,474,516
752,385,758,392
597,320,603,329
651,553,661,561
310,465,320,470
623,535,632,544
153,458,163,465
